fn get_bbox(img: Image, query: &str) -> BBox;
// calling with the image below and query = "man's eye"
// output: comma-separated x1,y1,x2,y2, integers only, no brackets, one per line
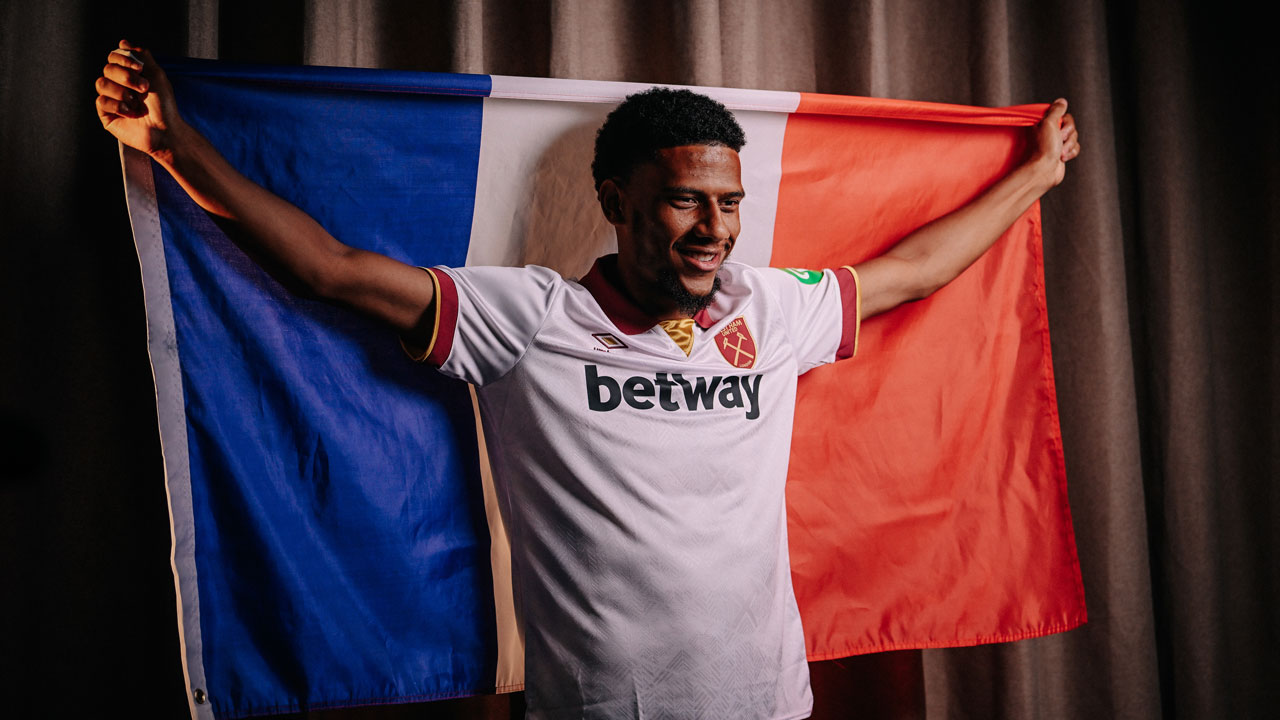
671,197,698,207
720,200,740,212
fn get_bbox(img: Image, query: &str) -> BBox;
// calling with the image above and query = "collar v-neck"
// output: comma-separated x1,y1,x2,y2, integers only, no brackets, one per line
578,255,717,335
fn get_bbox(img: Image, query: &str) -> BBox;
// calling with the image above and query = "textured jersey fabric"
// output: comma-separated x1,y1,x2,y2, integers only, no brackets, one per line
416,256,858,719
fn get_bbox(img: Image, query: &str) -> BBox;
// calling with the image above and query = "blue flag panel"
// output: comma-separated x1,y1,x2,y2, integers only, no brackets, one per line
155,61,497,717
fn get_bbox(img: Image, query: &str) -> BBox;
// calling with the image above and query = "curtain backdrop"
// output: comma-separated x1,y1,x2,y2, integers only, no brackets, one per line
2,1,1274,718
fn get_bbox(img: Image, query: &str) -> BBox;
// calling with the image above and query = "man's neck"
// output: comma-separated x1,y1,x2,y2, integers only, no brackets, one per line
601,255,690,321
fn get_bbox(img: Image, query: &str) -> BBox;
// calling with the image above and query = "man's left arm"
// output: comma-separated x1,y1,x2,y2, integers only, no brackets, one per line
854,99,1080,320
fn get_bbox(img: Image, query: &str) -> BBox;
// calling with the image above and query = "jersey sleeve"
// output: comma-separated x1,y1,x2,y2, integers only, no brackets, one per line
760,266,861,374
401,265,563,386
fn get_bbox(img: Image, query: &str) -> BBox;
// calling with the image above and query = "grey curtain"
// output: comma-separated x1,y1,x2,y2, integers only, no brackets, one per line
2,1,1274,718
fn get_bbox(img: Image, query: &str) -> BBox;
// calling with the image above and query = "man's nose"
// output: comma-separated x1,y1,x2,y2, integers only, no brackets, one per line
697,205,732,241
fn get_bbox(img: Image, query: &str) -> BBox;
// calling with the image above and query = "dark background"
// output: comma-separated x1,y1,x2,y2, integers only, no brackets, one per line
2,1,1275,718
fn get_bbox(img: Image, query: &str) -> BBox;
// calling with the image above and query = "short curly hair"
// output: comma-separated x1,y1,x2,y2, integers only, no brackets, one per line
592,87,746,190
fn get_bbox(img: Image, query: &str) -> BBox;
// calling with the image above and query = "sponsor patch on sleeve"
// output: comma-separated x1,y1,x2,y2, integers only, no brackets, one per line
780,267,823,284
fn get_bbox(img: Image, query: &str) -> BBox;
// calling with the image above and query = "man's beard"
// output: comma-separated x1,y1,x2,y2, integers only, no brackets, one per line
656,268,722,316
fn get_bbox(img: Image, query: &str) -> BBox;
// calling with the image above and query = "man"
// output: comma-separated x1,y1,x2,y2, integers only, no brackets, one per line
97,40,1079,720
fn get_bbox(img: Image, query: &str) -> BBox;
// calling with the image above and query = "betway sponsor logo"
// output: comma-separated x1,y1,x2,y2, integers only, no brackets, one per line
585,365,762,420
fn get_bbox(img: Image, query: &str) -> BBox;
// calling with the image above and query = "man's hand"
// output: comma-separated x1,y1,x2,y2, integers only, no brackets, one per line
1031,99,1081,190
854,99,1081,319
96,40,437,341
95,40,182,160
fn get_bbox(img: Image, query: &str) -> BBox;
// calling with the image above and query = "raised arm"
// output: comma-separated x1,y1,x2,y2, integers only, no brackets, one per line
853,99,1080,319
96,40,436,343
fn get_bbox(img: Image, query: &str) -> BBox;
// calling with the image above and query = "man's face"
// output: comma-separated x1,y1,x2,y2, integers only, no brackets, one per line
604,144,744,319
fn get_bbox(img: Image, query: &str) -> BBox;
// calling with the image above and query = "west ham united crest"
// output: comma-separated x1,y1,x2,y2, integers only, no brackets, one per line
715,317,757,369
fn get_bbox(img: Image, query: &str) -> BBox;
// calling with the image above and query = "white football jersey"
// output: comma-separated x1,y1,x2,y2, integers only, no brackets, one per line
413,256,857,720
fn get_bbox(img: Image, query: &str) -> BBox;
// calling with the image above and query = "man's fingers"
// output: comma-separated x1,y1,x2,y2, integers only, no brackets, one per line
95,75,141,105
116,39,148,61
1044,98,1068,125
1061,128,1081,162
109,41,160,82
1058,112,1076,137
1064,137,1081,161
96,75,126,101
109,47,144,72
126,44,160,72
95,76,146,116
96,93,143,122
1036,100,1068,155
96,93,121,119
102,61,149,93
1060,112,1080,161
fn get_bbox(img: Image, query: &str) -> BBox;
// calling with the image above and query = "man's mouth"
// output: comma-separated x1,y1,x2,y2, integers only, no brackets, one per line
676,246,724,273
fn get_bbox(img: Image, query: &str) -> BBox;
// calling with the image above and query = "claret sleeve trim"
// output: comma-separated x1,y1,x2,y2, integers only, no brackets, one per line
400,267,459,367
836,266,861,359
425,268,459,365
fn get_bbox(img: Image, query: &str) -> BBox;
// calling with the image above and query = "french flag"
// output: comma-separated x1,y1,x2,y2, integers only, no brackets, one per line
121,59,1084,719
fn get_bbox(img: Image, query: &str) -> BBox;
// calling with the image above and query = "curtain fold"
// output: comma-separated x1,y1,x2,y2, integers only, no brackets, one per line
2,1,1273,718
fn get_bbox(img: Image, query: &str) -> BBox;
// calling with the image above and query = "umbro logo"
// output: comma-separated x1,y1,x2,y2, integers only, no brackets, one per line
592,333,627,350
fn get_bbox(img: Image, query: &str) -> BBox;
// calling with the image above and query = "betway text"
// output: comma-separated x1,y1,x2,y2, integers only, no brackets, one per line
584,365,762,420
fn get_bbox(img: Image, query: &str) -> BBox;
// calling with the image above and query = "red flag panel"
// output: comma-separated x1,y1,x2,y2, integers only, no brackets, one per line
774,94,1086,659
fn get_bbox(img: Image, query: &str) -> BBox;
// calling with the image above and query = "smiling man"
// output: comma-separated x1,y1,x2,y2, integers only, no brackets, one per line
97,41,1077,720
591,89,747,319
605,143,741,314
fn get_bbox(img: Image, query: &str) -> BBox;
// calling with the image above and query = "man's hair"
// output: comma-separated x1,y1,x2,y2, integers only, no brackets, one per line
592,87,746,190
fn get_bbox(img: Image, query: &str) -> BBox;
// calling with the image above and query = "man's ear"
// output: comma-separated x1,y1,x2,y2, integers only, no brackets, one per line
598,178,626,225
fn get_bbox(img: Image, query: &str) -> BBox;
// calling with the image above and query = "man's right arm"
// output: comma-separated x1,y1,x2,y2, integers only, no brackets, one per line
96,40,436,343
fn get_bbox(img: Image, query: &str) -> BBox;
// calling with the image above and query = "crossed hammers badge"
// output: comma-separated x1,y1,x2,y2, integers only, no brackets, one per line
715,317,757,369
